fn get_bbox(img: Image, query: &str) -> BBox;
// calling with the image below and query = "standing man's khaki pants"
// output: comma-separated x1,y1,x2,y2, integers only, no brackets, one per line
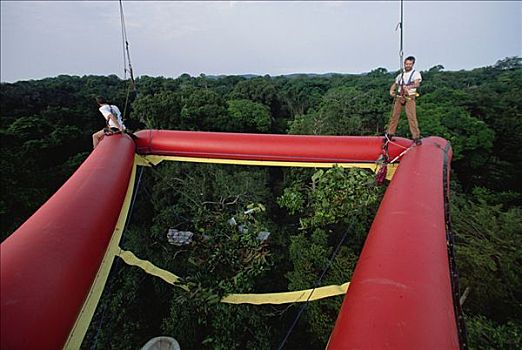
387,96,420,139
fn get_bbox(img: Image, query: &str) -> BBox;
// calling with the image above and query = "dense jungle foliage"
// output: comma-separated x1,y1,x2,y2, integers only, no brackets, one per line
1,56,521,349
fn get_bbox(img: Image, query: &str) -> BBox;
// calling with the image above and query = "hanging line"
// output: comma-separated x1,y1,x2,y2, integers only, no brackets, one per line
119,0,127,80
276,223,353,350
119,0,136,122
396,0,404,73
387,0,405,136
381,0,407,182
89,165,144,350
393,0,405,98
119,0,135,87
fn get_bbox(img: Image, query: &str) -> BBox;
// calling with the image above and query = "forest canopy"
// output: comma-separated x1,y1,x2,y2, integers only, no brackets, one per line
1,57,521,349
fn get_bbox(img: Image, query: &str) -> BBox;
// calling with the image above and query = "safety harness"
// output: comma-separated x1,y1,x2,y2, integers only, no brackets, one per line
103,105,123,136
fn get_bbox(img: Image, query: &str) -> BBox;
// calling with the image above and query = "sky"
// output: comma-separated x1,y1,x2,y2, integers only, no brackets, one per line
1,1,521,83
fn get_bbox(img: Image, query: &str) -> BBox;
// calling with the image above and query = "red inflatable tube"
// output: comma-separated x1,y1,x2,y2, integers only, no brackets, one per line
327,137,459,349
1,135,135,350
1,130,460,349
134,130,411,162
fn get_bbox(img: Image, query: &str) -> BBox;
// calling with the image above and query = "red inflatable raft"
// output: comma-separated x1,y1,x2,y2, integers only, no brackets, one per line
1,131,462,349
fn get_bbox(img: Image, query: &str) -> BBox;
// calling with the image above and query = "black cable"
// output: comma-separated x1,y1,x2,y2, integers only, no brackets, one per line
120,165,144,246
277,226,351,350
122,80,133,121
89,166,144,349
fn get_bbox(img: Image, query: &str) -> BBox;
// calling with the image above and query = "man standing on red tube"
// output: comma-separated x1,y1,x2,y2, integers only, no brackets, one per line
386,56,423,145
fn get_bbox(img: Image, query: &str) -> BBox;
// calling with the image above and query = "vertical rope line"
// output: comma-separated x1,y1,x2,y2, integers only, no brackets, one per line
118,0,136,120
400,0,404,71
119,0,127,80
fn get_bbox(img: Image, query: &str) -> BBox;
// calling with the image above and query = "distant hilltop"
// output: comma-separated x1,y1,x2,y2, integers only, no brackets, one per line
1,56,519,84
204,72,361,80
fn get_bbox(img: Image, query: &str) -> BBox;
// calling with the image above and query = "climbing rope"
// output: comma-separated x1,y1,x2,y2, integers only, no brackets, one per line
376,134,412,184
384,0,406,147
118,0,136,121
385,134,409,151
398,0,404,71
119,0,134,86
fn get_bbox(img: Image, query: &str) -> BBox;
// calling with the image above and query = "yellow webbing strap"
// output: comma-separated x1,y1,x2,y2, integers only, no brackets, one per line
135,154,398,180
64,162,138,350
116,248,349,305
221,283,349,305
116,249,189,291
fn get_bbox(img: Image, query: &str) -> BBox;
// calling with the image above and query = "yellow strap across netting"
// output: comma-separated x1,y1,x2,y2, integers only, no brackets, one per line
117,249,189,291
221,283,349,304
116,248,349,305
135,154,398,180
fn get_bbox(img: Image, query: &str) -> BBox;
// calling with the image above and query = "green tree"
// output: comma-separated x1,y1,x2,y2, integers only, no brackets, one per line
466,315,522,350
280,77,330,117
225,99,271,132
452,189,521,322
132,91,183,129
229,77,281,116
180,89,228,131
278,167,385,343
290,86,387,135
134,163,275,349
